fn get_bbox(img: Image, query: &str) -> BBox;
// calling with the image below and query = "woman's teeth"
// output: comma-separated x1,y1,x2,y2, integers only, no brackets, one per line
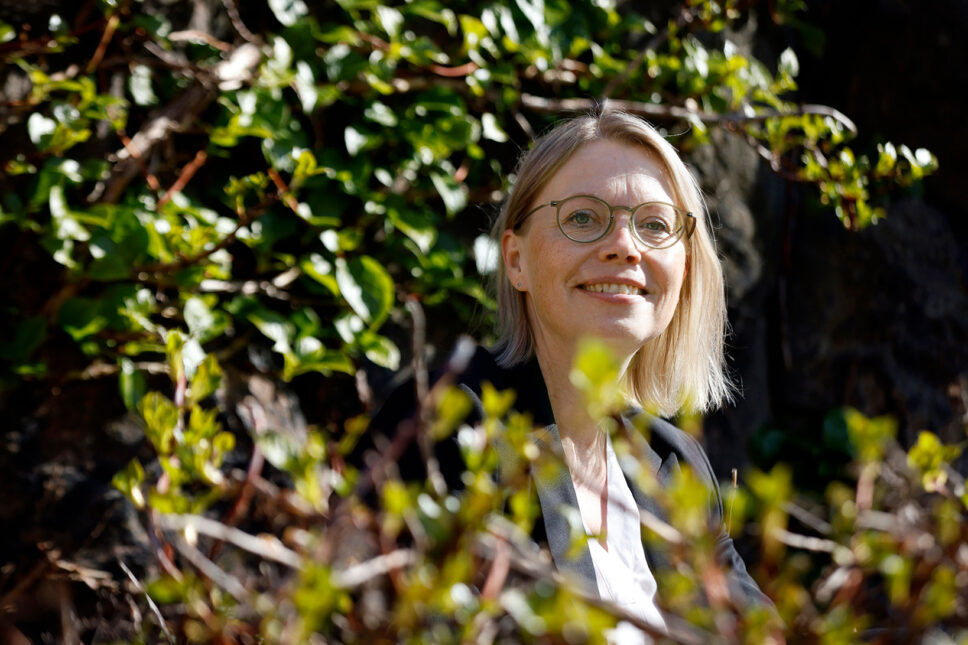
581,283,644,295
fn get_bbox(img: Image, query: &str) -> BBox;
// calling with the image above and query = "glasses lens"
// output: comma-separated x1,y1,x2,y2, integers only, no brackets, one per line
558,196,609,242
633,202,682,248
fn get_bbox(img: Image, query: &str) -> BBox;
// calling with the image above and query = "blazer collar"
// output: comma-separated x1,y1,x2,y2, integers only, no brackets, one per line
531,418,679,594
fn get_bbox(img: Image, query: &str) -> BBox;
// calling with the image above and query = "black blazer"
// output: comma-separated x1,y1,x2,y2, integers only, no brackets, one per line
365,345,773,611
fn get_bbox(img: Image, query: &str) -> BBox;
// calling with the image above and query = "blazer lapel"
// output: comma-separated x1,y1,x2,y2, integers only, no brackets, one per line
528,412,682,593
618,414,680,575
531,425,598,591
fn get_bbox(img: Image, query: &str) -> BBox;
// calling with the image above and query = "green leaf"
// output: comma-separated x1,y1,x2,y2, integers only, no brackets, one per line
570,339,624,420
189,354,222,403
334,256,394,327
249,309,294,355
387,206,436,254
0,316,47,362
27,112,56,146
301,253,340,295
184,296,215,339
139,392,179,455
359,331,400,370
481,113,508,142
0,20,15,43
268,0,308,26
57,297,107,341
111,458,146,508
128,64,158,106
430,172,467,216
119,359,146,410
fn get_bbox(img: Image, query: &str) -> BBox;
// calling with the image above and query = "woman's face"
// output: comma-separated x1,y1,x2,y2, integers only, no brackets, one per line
502,138,688,361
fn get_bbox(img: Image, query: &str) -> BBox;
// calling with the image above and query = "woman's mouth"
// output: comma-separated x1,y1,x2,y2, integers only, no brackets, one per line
579,283,646,296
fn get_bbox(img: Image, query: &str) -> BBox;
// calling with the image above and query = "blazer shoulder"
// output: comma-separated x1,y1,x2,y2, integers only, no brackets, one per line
639,414,718,487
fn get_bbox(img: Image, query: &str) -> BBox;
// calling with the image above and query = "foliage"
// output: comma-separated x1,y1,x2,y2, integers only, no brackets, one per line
0,0,953,642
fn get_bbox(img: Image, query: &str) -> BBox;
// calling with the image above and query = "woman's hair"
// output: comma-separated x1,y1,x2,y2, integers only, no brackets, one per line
490,109,732,417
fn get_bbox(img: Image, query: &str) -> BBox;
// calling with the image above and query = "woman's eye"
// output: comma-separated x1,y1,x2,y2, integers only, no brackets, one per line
565,210,596,226
639,218,670,233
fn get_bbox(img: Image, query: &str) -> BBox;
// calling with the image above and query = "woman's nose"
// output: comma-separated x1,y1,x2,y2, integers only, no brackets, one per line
598,212,643,263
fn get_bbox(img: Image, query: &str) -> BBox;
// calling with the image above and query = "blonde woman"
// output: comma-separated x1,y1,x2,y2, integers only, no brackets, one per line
370,109,775,635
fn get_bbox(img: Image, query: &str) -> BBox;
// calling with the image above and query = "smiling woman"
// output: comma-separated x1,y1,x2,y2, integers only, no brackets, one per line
369,109,779,641
492,111,731,419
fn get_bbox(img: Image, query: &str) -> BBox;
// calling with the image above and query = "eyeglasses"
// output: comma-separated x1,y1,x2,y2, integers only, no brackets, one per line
515,195,696,249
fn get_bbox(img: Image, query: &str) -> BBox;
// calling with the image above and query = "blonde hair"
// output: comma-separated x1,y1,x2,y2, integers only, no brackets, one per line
490,109,732,416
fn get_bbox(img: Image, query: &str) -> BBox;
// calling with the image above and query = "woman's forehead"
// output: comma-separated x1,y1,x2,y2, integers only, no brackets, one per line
542,139,674,199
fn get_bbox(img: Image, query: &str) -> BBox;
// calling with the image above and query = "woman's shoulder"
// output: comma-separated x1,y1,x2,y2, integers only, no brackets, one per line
625,409,719,488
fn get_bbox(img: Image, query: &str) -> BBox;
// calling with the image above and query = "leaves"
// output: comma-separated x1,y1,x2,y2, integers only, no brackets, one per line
334,255,394,327
2,1,957,642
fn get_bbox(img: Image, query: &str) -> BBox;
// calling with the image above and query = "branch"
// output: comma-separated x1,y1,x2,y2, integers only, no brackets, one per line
158,514,303,568
89,43,261,204
118,560,175,644
520,94,858,137
157,149,209,210
771,527,840,554
221,0,259,43
132,197,275,275
91,83,215,204
330,549,416,588
169,534,249,603
600,5,695,99
86,12,121,73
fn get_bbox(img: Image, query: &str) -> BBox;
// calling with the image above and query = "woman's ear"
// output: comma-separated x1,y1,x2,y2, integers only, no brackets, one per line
501,229,526,291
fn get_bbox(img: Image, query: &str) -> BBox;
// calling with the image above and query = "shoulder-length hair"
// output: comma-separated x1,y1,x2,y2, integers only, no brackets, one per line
490,109,732,417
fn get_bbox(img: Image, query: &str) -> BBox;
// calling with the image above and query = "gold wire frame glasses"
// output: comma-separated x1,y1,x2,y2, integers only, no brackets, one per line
515,195,696,249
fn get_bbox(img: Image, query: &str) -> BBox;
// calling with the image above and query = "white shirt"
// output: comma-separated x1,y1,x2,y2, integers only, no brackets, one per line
573,434,667,643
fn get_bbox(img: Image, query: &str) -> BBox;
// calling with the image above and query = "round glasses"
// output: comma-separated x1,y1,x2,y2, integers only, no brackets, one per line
515,195,696,249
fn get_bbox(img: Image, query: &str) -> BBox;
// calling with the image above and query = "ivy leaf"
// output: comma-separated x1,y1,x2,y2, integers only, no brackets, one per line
27,112,56,146
268,0,308,26
184,297,215,339
359,331,400,370
58,297,107,341
430,172,467,216
335,256,394,327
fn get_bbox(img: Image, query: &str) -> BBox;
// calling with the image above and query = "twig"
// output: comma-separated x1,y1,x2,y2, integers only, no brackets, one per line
521,94,858,137
406,296,447,497
197,277,292,300
0,557,55,614
159,514,303,568
157,149,209,210
782,501,833,536
69,360,169,381
600,7,691,99
771,527,839,554
210,414,266,560
330,549,416,588
474,530,712,645
118,560,175,644
638,505,683,545
480,531,511,600
428,61,479,77
169,534,249,603
221,0,258,43
168,30,232,51
267,168,301,212
145,510,183,581
86,12,121,73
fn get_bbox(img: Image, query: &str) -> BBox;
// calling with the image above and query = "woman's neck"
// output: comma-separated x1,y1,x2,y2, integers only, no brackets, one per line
532,340,632,472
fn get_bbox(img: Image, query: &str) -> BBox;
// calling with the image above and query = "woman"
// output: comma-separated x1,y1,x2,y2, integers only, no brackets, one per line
488,109,771,626
370,109,773,634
